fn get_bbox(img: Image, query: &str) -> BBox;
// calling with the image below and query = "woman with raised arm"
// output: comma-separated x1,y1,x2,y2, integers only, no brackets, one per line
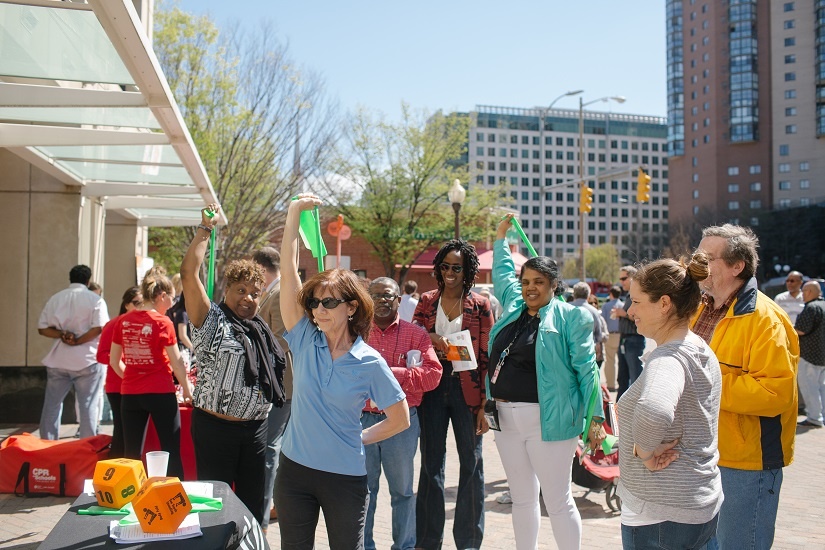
275,194,409,550
618,253,722,549
488,214,602,550
180,204,285,527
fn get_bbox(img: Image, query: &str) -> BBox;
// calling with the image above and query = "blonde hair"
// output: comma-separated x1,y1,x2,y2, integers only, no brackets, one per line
633,251,710,322
141,266,173,303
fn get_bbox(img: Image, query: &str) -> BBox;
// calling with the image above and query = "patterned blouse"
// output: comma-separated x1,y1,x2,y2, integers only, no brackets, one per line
191,303,272,420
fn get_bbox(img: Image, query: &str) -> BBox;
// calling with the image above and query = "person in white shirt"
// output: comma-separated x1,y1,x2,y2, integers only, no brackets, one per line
37,265,109,440
774,271,805,324
398,280,419,322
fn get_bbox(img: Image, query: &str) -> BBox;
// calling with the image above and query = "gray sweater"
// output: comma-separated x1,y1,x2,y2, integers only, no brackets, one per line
617,336,723,524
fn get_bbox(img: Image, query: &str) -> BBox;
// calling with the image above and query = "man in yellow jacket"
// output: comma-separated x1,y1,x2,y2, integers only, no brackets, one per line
690,224,799,550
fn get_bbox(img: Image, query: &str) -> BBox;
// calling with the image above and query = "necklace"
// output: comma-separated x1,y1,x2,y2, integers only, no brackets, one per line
442,295,462,320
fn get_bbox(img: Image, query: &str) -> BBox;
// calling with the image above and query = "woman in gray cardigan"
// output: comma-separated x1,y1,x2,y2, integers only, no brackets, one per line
618,252,723,549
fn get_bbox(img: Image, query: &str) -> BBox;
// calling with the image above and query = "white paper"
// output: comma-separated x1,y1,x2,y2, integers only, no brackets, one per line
109,513,202,543
444,330,478,372
181,481,214,498
83,478,94,496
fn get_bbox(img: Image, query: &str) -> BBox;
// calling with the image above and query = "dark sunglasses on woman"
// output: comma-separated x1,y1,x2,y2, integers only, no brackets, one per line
306,297,349,310
439,263,463,273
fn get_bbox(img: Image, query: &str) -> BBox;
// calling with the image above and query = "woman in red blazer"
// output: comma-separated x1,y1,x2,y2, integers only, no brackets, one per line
413,239,493,550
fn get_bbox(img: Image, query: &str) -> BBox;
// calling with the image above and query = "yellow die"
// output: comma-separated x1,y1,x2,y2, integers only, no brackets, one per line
132,477,192,534
92,459,146,509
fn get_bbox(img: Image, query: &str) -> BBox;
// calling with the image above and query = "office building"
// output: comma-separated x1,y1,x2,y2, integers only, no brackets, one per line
469,105,669,265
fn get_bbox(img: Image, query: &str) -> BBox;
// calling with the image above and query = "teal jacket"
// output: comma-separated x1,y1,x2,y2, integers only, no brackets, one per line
488,239,601,441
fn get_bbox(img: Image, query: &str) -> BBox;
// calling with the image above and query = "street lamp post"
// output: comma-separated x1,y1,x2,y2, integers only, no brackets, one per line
578,95,625,281
448,178,466,240
539,90,583,255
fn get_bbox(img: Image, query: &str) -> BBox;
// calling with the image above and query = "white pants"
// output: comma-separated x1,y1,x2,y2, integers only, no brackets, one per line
494,402,581,550
799,357,825,426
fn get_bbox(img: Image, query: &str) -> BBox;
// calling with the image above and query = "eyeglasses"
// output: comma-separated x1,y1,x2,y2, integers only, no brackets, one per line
306,297,349,310
439,263,463,274
619,276,629,281
370,293,398,302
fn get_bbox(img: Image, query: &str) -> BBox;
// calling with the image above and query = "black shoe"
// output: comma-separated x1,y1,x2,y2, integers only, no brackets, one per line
797,420,823,428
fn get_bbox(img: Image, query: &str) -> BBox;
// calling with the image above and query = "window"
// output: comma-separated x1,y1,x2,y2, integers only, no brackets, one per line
786,125,797,134
800,179,810,189
785,54,796,64
800,161,810,171
785,107,797,116
785,90,797,99
728,201,740,211
692,190,700,199
779,144,789,156
521,136,529,145
750,182,761,191
785,72,796,82
475,133,484,141
801,198,810,206
693,174,700,182
785,37,796,46
784,20,795,29
779,163,791,173
751,217,760,226
727,166,739,176
749,165,761,174
488,134,496,142
521,150,529,158
780,199,792,208
749,200,762,209
784,2,794,11
476,147,484,156
779,181,791,190
728,184,739,193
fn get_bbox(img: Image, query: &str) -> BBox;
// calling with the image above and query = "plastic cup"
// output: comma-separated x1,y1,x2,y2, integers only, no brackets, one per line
406,350,422,368
145,451,169,478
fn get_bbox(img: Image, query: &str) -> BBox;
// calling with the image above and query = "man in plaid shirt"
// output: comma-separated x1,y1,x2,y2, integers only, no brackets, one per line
361,277,442,550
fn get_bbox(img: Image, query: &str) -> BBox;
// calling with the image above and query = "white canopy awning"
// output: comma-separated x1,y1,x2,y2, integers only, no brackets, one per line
0,0,227,227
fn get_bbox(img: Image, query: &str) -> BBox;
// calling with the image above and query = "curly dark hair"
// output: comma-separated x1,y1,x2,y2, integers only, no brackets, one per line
224,259,265,289
432,239,480,296
520,257,564,297
297,269,374,341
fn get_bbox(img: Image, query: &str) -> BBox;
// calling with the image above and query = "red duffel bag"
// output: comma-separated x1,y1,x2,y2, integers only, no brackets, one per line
0,433,111,497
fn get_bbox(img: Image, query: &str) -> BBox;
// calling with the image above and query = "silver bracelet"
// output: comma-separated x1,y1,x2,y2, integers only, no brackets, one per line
197,224,213,233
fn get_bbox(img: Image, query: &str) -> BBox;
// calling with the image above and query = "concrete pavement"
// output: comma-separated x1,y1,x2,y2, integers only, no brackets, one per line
1,418,823,549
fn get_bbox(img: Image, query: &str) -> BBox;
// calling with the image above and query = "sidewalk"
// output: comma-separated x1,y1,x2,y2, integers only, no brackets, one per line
1,419,823,549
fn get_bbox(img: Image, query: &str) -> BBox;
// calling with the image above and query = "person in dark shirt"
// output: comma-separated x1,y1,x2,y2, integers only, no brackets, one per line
611,265,645,399
796,281,825,428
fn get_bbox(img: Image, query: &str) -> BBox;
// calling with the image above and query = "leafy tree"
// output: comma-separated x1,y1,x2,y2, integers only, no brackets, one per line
584,244,621,283
315,105,507,281
149,6,338,295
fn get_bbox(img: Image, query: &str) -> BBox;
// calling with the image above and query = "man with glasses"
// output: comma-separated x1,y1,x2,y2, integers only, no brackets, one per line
774,271,805,325
361,277,442,550
611,265,645,399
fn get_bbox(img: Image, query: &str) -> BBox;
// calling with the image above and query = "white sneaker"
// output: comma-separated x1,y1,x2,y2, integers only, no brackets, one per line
496,491,512,504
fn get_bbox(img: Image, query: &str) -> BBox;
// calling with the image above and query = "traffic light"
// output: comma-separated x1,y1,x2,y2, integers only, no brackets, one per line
579,184,594,214
637,167,651,203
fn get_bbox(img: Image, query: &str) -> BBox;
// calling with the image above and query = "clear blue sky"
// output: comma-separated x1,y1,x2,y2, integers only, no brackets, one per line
174,1,667,120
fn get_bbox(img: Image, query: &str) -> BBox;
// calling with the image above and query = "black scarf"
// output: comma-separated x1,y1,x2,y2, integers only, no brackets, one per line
218,302,285,407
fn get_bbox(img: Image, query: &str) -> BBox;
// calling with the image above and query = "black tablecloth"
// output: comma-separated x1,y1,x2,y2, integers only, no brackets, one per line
38,480,269,550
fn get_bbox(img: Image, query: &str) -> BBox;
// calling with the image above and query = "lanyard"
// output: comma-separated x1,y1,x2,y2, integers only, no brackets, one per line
490,312,534,384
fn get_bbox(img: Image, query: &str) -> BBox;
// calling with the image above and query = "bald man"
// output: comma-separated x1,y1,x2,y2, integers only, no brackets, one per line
796,281,825,428
774,271,805,324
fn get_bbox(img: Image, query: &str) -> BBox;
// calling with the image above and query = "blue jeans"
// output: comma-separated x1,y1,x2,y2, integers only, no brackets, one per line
362,407,420,550
618,335,645,399
622,514,718,549
262,399,291,530
40,364,105,440
709,466,783,550
416,373,484,550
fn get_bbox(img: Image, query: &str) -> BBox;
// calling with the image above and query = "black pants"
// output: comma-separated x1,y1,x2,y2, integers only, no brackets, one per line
274,454,369,550
121,392,184,479
106,392,124,458
191,408,268,525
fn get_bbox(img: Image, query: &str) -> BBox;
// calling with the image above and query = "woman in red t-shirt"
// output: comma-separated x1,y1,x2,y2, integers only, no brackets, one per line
96,286,142,458
111,267,193,478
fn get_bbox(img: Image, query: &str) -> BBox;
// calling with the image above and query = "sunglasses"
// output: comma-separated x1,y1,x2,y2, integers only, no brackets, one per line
439,263,463,274
370,293,398,302
306,297,349,310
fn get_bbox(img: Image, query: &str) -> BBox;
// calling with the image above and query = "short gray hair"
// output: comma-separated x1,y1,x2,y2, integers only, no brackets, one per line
369,277,400,295
572,281,591,299
701,224,759,280
620,265,638,277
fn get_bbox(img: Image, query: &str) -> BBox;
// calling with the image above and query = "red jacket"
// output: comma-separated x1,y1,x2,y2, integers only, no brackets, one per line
413,290,493,413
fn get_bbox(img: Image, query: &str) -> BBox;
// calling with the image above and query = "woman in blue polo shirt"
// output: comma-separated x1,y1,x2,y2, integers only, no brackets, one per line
276,194,410,549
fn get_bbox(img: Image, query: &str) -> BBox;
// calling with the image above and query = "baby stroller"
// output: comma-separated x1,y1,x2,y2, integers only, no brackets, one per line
571,384,621,511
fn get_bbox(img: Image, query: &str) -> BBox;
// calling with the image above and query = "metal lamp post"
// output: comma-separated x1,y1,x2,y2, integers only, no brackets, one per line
578,95,625,281
448,179,467,239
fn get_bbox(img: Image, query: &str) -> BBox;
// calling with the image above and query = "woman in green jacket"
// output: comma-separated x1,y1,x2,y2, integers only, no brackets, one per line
488,215,602,550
